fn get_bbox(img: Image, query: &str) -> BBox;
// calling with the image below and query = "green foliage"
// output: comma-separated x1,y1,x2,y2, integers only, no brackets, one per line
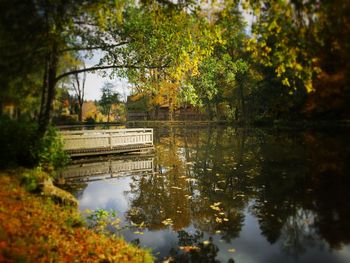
245,1,317,93
85,209,121,235
98,82,120,122
119,1,222,118
85,116,96,124
184,2,251,121
20,167,50,192
38,126,70,174
66,214,86,228
1,0,349,131
20,168,42,192
0,116,68,172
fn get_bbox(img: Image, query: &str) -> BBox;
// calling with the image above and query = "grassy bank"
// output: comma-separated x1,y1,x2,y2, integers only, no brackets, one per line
0,171,153,262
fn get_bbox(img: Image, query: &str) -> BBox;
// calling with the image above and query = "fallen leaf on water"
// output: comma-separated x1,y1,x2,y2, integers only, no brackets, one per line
179,246,200,252
215,217,223,223
185,178,197,183
210,202,222,211
162,218,173,226
228,248,236,253
210,205,221,211
163,257,174,263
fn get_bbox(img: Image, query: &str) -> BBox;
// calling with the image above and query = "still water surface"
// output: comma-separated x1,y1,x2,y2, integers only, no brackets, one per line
62,126,350,262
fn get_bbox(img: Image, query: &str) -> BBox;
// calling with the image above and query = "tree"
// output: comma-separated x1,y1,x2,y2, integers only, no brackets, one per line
71,64,86,122
121,1,223,120
185,1,250,121
244,0,350,119
1,0,224,137
1,0,165,137
99,82,120,123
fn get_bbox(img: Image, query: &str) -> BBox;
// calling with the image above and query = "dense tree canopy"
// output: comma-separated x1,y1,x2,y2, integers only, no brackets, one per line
1,0,349,126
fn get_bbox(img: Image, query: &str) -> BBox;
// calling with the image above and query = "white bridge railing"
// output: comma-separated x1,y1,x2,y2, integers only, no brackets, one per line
60,128,153,151
60,158,154,181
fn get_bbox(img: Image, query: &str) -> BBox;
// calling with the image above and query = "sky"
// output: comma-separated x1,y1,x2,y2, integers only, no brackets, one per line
82,49,131,101
84,71,130,102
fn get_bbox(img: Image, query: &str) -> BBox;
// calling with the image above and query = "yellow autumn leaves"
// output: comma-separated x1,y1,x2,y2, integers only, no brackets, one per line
209,202,230,223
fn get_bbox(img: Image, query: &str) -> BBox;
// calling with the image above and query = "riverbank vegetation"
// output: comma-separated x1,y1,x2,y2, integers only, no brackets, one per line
0,170,153,262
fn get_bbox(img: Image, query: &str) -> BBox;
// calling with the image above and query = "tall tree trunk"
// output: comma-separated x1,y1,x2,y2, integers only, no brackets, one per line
0,100,3,116
78,102,83,122
38,44,59,138
107,110,110,123
169,98,174,121
238,83,246,123
155,105,159,120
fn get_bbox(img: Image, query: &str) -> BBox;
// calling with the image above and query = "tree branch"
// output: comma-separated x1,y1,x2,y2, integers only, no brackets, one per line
55,64,168,82
59,42,130,53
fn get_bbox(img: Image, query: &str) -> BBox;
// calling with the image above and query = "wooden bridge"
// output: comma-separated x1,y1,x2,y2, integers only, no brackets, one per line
60,128,154,157
59,157,154,183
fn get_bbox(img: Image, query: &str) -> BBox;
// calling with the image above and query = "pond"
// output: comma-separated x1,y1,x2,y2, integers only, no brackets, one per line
61,125,350,263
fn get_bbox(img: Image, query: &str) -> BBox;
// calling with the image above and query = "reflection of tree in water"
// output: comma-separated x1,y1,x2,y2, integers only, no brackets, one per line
123,126,350,259
125,127,191,230
167,230,234,263
125,126,255,241
252,130,350,256
125,172,191,230
280,209,319,258
189,127,258,242
312,172,350,250
305,131,350,250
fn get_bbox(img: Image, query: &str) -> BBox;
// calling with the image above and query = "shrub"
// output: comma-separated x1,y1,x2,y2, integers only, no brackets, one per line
0,116,37,168
85,116,95,124
0,116,69,173
38,126,69,175
20,167,48,192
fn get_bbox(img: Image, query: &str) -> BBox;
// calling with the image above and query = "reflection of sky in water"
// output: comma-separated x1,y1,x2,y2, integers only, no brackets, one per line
78,177,179,259
79,177,132,214
76,177,350,263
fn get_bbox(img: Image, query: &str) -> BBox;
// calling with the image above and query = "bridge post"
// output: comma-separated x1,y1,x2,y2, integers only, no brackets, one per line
109,133,112,149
